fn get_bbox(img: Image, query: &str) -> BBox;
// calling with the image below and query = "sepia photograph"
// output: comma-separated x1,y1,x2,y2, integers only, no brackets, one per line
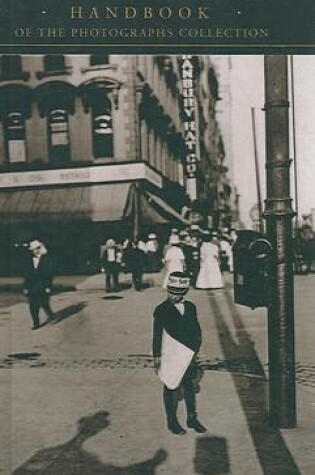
0,53,314,474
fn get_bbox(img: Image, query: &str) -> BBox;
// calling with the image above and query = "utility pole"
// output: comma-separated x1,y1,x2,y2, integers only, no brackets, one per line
251,107,264,233
264,56,296,428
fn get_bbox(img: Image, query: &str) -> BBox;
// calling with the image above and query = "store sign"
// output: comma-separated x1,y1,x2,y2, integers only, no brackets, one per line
0,163,163,189
181,55,198,201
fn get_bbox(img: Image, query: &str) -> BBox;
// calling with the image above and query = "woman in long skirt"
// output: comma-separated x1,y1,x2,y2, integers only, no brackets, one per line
162,235,186,289
196,233,224,289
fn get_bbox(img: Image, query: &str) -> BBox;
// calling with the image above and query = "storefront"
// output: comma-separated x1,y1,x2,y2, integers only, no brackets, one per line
0,162,189,275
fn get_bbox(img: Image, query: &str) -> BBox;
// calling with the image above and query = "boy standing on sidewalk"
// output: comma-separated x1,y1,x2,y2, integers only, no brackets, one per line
152,271,207,435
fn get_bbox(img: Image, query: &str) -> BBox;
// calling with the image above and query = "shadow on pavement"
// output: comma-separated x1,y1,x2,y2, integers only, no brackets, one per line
208,290,301,475
103,295,124,301
13,411,167,474
194,436,230,474
51,302,87,324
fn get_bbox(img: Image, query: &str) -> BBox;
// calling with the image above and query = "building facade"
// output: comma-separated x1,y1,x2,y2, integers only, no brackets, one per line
0,54,231,273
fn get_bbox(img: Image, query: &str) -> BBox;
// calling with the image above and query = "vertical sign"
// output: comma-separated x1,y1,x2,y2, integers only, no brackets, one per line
180,55,198,201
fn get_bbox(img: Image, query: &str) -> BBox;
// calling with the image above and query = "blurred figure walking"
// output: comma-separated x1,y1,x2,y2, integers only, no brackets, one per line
196,232,224,289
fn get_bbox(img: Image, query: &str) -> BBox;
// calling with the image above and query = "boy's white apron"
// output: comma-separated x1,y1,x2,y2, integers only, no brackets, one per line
158,329,194,390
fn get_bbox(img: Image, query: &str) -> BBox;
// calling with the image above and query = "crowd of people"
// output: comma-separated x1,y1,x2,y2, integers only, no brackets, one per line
100,226,237,293
20,226,237,328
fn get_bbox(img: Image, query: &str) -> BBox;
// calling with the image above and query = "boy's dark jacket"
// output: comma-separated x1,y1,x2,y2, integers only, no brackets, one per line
152,299,202,357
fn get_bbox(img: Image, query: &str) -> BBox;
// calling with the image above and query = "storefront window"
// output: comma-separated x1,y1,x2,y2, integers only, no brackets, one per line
4,112,26,163
92,96,113,158
48,109,70,163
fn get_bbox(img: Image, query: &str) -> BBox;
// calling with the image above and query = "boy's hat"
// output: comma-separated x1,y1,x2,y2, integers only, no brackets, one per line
167,272,190,294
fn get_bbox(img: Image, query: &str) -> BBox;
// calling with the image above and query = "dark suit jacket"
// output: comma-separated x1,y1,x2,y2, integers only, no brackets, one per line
152,299,202,357
23,254,54,294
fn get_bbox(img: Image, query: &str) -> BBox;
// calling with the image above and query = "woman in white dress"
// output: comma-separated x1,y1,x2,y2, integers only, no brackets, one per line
196,233,224,289
162,235,185,288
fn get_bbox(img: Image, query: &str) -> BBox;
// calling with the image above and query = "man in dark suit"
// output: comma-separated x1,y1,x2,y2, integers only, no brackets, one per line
23,240,54,330
152,271,207,435
123,240,147,291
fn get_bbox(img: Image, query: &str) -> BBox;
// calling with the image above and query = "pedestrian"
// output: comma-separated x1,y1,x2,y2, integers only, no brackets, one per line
185,235,201,287
153,271,207,435
145,233,160,272
124,240,147,291
219,233,233,272
137,236,147,254
162,234,186,289
23,240,54,330
196,232,225,289
102,238,120,293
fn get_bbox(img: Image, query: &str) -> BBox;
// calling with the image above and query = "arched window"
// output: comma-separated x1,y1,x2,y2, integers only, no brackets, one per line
36,82,75,164
4,112,26,163
47,109,70,163
91,94,113,158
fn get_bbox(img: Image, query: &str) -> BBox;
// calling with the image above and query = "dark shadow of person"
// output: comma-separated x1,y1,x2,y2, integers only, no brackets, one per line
207,290,302,475
13,411,167,475
194,436,230,475
51,302,87,324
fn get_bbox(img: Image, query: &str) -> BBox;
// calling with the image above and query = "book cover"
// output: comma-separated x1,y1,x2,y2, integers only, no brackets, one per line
0,1,314,473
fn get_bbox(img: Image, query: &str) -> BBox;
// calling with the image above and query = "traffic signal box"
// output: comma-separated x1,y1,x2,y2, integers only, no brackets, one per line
233,230,274,309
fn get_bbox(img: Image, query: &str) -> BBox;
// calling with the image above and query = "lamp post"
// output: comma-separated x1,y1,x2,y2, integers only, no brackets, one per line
264,55,296,428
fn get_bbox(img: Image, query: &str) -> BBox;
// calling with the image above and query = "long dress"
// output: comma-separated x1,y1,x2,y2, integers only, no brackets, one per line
196,242,224,289
162,245,185,288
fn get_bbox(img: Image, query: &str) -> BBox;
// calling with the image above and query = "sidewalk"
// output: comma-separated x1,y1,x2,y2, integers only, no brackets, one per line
0,275,314,474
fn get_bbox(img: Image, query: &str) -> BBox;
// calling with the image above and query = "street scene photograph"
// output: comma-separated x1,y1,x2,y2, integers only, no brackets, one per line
0,54,314,474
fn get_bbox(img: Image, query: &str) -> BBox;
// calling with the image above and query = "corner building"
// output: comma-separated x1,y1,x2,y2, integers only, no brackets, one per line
0,54,230,274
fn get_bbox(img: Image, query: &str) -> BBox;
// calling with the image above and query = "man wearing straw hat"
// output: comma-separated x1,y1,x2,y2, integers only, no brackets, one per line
23,240,54,330
152,271,207,435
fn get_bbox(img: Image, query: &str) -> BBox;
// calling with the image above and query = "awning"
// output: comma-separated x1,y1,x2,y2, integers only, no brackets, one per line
145,191,190,225
0,183,132,224
0,183,189,226
140,191,190,225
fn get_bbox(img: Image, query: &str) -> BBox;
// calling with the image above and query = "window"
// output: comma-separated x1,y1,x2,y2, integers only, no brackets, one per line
43,55,65,72
0,55,28,80
0,55,22,75
92,95,113,158
48,109,70,163
4,112,26,163
90,55,110,67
